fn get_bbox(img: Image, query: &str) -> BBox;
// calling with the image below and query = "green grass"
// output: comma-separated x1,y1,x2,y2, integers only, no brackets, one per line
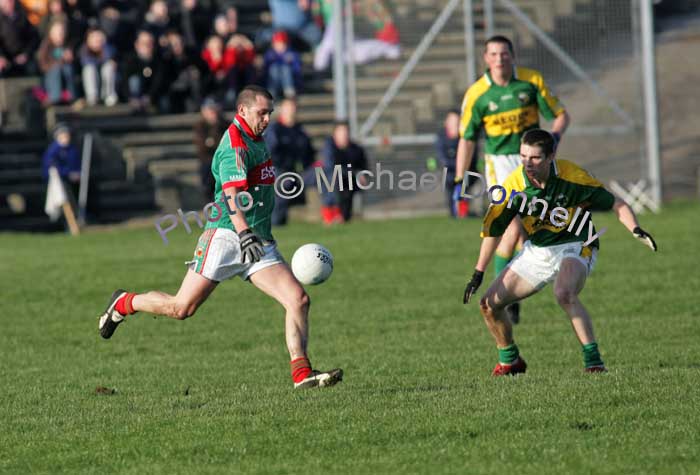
1,201,699,474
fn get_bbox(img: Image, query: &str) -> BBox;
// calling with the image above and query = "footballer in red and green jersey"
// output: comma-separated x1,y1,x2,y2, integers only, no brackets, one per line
205,114,276,241
459,66,565,155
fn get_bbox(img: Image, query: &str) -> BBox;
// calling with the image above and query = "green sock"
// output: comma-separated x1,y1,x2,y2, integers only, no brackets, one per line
494,253,512,276
498,343,519,365
582,342,604,368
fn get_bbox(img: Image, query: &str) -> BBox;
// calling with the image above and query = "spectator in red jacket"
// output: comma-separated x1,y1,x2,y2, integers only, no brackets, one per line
201,32,255,108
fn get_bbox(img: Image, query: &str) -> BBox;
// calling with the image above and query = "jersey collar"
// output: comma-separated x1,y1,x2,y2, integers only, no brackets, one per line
484,65,517,86
234,114,264,142
521,159,559,190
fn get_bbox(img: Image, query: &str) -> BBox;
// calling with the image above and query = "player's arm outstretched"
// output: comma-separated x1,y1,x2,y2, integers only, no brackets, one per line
612,198,658,251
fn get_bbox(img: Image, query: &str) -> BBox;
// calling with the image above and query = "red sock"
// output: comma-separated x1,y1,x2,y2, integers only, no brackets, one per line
115,292,137,316
457,200,469,218
320,206,333,224
290,356,312,383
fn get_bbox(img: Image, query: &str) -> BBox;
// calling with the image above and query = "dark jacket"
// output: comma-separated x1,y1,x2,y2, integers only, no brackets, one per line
193,116,228,165
322,138,368,189
121,51,166,99
0,7,39,59
263,48,302,88
42,141,81,181
265,121,315,172
435,129,459,184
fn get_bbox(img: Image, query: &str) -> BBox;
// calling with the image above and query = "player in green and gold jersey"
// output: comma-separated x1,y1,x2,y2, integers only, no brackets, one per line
97,86,342,390
462,129,657,376
455,35,571,324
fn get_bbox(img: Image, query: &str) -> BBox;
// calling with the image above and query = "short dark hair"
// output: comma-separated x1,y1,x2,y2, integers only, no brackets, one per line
521,129,555,157
485,35,514,54
236,85,273,109
333,120,349,129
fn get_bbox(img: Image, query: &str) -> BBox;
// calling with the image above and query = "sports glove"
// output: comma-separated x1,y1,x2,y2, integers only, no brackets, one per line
632,226,657,251
463,270,484,304
238,228,265,263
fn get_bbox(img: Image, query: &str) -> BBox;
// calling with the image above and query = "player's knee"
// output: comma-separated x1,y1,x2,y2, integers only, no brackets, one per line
554,287,577,307
480,296,495,318
292,289,310,311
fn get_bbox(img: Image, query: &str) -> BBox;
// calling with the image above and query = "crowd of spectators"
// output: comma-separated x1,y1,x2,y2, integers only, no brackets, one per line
0,0,402,114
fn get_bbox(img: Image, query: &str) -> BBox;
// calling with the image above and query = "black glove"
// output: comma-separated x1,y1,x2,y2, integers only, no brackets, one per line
463,270,484,304
238,228,265,263
632,226,657,251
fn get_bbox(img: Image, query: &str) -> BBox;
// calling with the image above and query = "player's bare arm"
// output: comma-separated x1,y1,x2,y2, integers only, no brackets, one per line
455,137,476,184
463,236,500,303
612,198,658,251
551,110,570,146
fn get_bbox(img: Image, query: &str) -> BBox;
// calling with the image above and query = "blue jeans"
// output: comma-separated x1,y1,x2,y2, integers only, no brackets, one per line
267,63,295,97
44,64,75,103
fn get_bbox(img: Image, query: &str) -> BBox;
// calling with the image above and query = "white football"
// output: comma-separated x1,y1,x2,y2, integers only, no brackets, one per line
291,243,334,285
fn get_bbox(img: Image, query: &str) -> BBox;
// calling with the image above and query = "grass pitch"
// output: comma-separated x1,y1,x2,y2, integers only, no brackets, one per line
1,201,699,474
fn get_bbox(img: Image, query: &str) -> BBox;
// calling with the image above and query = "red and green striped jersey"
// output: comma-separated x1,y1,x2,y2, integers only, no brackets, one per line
205,115,275,241
459,67,565,155
481,159,615,248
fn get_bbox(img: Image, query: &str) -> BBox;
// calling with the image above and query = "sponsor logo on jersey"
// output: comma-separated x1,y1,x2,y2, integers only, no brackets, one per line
501,94,513,101
248,159,276,186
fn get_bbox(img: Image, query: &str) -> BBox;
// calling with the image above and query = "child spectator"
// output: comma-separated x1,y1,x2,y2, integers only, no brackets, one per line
41,122,81,197
79,27,117,106
37,20,76,105
264,30,301,99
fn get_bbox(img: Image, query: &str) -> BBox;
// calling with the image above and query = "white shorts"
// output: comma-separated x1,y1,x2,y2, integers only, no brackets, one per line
508,240,598,290
485,154,521,188
188,228,284,282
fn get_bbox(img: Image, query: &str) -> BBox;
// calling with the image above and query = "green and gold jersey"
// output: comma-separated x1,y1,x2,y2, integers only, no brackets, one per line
481,159,615,248
204,115,275,241
459,67,565,155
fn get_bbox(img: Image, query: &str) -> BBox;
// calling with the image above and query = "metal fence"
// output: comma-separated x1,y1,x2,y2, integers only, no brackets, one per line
330,0,661,217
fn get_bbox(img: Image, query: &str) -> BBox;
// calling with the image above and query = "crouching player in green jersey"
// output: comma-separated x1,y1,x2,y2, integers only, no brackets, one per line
462,129,657,375
97,86,342,389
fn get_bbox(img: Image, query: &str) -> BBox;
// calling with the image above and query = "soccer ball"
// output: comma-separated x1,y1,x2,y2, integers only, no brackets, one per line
291,243,334,285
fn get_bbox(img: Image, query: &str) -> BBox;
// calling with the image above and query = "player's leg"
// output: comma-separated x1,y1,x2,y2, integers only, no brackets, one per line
132,269,218,319
250,263,309,358
98,269,218,339
479,267,540,375
486,154,524,323
553,258,606,372
495,219,522,321
249,263,342,388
